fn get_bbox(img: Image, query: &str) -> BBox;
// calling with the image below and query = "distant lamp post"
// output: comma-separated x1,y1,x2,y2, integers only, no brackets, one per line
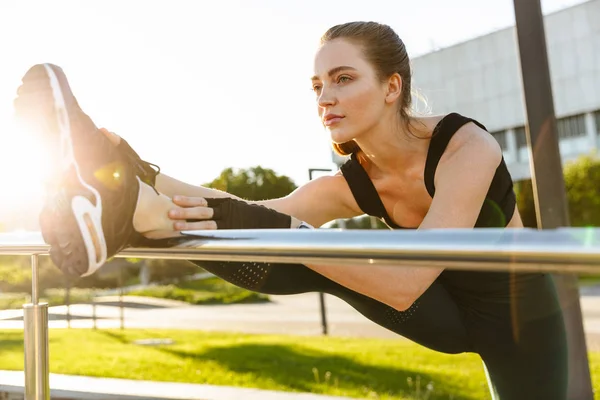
307,167,332,336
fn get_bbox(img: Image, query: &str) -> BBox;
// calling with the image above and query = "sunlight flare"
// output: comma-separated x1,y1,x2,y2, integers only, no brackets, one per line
0,116,51,206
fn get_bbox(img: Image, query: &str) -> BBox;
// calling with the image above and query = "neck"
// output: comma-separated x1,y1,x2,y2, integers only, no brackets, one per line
354,114,430,176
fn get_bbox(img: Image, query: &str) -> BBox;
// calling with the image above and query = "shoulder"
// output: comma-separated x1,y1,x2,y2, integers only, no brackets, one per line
300,173,350,197
440,114,502,168
310,173,362,215
430,114,502,193
422,116,505,228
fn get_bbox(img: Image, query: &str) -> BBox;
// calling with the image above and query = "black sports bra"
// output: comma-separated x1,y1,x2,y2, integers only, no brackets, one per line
340,112,516,229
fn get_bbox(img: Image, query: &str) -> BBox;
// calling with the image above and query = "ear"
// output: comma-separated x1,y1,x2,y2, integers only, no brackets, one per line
385,73,402,104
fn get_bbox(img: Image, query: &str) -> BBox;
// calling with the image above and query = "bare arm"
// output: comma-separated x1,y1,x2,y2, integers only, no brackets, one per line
301,124,503,311
161,172,360,228
103,127,359,229
104,128,358,227
155,173,242,200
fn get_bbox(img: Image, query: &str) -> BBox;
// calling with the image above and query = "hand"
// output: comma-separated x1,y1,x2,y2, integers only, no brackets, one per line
169,195,315,232
170,196,297,230
169,195,218,231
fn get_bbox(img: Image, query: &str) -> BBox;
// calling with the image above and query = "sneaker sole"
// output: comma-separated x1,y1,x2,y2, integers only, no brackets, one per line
21,64,108,276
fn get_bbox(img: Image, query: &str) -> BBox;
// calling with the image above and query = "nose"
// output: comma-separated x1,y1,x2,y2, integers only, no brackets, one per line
317,86,336,109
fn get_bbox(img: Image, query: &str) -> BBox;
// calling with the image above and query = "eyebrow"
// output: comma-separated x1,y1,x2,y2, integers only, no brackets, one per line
311,66,357,81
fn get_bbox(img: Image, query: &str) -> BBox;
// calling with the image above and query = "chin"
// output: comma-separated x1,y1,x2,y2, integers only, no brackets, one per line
329,128,354,144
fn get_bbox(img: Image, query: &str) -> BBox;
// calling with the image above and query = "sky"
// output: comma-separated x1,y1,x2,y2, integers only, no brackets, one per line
0,0,587,227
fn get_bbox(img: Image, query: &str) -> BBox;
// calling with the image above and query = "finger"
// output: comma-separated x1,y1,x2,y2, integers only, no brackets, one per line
174,220,217,231
172,195,208,207
168,206,214,220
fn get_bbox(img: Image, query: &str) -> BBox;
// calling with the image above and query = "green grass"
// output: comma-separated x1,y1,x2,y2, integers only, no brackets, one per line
128,277,270,305
0,329,491,399
579,274,600,286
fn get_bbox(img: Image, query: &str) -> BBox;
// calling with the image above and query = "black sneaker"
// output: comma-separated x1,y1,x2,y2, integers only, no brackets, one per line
14,63,150,277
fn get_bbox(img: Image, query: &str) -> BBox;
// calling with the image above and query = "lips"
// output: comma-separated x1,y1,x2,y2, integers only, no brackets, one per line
323,114,344,126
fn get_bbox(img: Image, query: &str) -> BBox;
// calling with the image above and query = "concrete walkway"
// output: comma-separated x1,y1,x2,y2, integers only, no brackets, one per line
4,291,600,345
0,293,402,339
0,370,353,400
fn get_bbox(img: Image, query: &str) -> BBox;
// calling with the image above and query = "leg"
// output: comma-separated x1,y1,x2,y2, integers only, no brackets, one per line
15,63,145,276
194,257,471,354
13,63,210,275
12,64,469,357
481,310,567,400
134,186,471,353
341,279,471,354
470,274,567,399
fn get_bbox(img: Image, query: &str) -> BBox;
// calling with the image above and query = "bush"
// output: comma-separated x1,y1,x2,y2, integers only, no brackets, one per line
0,256,141,293
516,152,600,228
564,153,600,226
128,277,270,305
142,259,199,284
0,288,97,310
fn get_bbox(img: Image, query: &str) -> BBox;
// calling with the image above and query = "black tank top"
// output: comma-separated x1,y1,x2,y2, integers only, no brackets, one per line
339,113,521,301
340,112,516,229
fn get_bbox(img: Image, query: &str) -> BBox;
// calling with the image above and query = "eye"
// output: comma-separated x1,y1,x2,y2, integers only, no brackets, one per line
337,75,352,84
311,84,322,94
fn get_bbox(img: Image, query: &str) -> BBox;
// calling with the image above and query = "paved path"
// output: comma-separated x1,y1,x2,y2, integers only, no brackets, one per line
3,290,600,346
0,293,402,338
0,370,353,400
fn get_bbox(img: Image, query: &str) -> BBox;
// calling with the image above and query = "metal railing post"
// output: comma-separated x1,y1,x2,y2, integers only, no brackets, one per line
23,254,50,400
308,168,332,336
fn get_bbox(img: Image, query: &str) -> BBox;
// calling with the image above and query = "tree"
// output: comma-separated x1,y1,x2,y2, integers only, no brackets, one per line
205,166,297,200
514,178,538,228
563,153,600,227
516,152,600,228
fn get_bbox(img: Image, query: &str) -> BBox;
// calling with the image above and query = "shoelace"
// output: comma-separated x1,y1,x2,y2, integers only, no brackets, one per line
116,137,161,195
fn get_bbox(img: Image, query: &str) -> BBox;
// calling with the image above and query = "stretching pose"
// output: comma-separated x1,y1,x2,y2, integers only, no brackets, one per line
15,21,567,399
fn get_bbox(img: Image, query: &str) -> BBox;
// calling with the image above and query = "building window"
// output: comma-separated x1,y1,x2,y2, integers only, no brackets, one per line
515,126,528,148
557,114,586,139
491,130,507,151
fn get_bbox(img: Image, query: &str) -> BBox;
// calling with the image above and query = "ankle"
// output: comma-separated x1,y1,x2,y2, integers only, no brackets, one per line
132,180,176,233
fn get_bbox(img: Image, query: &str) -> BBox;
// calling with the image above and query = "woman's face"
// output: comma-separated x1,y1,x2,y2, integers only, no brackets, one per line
312,38,389,144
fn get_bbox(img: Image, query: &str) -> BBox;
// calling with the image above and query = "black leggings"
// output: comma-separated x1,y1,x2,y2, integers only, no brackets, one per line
190,260,568,399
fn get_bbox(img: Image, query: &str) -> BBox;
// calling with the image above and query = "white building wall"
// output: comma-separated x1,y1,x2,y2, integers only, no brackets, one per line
409,0,600,181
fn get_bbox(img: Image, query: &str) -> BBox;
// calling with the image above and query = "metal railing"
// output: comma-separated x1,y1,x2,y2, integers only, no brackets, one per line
1,227,600,400
2,228,600,271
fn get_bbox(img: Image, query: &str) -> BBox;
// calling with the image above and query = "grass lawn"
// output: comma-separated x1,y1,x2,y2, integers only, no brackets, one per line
4,328,594,400
0,329,495,400
4,329,600,399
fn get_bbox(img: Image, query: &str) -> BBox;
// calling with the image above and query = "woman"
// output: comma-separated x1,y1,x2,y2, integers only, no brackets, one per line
15,21,567,399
